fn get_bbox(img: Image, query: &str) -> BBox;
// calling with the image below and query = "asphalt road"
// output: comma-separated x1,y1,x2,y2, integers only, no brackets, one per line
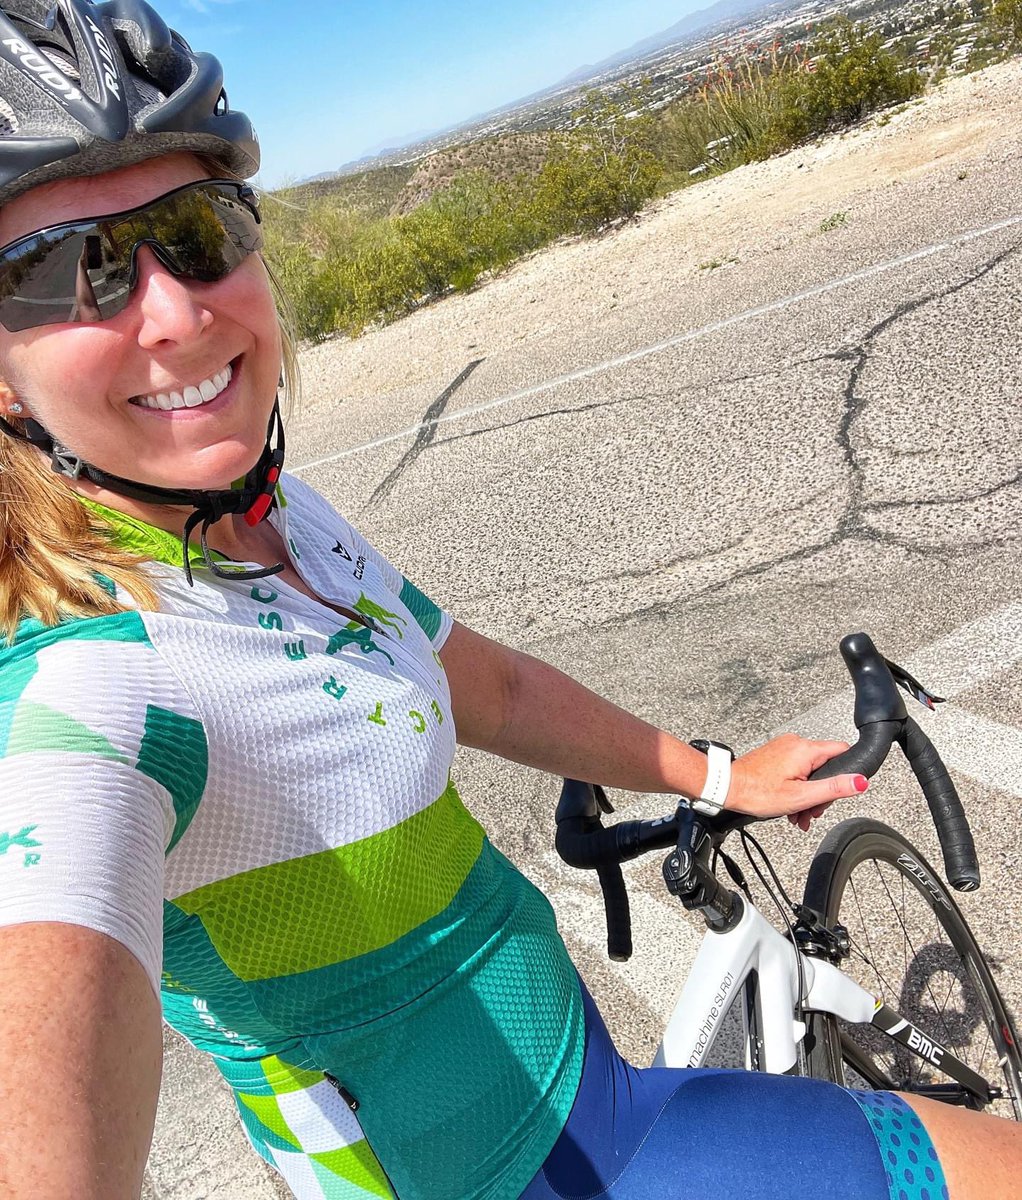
147,130,1022,1196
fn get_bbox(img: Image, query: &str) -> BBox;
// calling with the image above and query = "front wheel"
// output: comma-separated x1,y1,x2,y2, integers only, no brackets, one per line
799,818,1022,1120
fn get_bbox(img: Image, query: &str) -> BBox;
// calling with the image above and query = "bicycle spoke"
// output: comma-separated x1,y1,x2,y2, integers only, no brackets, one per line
803,822,1021,1120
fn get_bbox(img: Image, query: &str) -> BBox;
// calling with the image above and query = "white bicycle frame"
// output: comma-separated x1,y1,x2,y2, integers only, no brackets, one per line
653,895,877,1071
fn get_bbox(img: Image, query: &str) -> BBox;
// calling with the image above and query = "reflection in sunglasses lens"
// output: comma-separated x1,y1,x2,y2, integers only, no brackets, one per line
0,182,262,332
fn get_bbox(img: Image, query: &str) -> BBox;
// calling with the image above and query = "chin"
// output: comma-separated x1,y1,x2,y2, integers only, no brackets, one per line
155,445,268,492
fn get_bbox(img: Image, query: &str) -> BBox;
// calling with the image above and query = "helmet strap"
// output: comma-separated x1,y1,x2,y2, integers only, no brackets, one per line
0,398,287,586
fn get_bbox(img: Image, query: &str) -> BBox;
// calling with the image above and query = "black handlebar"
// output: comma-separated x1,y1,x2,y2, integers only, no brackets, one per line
808,633,977,891
555,632,978,961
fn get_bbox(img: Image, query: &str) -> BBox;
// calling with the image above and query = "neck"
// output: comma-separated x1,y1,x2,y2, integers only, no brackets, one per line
72,478,276,566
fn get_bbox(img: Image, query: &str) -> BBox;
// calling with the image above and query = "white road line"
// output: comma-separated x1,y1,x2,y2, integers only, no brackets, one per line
920,708,1022,800
292,213,1022,474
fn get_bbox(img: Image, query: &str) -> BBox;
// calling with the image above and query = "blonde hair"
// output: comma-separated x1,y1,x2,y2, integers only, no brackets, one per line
0,154,302,642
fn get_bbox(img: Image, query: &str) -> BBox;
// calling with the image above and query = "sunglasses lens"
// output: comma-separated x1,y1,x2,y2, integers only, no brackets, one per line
0,182,263,333
0,227,127,331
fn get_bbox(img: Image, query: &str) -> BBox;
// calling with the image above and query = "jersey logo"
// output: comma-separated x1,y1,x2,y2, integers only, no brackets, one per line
332,541,352,560
326,625,394,666
354,595,407,639
0,825,42,867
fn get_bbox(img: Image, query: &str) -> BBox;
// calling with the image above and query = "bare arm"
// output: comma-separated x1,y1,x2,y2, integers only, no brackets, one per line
439,621,867,819
0,923,162,1200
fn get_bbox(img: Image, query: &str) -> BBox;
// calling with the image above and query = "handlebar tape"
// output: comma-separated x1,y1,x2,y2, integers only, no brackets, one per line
808,720,900,781
899,716,980,891
555,817,636,960
596,863,633,961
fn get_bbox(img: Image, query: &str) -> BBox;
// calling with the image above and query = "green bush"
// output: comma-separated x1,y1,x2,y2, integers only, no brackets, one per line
991,0,1022,41
531,139,663,236
766,19,924,146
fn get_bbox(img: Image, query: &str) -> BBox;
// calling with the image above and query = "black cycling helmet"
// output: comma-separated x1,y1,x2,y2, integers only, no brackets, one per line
0,0,259,203
0,0,284,585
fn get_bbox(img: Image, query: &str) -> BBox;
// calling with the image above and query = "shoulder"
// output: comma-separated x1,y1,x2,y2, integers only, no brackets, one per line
0,611,208,844
275,471,366,554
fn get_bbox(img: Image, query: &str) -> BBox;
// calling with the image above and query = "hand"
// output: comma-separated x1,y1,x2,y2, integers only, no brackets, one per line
724,733,868,826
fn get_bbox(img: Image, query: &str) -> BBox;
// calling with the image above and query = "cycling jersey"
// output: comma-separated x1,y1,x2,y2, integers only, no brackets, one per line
0,472,583,1200
0,474,947,1200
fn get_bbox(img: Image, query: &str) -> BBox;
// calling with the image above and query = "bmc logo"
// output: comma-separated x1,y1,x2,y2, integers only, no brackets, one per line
908,1026,945,1067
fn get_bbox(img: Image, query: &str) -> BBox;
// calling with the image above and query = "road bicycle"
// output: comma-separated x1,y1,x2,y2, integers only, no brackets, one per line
555,633,1022,1119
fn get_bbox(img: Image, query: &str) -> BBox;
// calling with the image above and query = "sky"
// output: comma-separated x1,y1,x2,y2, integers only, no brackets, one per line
154,1,702,188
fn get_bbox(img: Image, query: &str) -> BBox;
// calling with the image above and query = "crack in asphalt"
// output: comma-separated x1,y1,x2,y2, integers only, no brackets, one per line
364,358,483,509
600,240,1022,625
420,355,838,453
362,238,1019,625
464,485,835,612
867,466,1022,511
426,396,629,448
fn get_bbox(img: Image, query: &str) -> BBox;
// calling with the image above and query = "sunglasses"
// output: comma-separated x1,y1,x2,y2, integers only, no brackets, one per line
0,179,264,333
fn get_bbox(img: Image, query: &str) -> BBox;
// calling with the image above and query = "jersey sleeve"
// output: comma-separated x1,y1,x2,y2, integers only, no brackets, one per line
0,613,209,995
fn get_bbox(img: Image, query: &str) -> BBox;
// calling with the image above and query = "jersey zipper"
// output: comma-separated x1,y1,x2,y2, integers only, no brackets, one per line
323,1075,402,1199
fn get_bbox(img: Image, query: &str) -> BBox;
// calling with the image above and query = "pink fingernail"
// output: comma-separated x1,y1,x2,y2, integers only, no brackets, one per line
853,775,869,793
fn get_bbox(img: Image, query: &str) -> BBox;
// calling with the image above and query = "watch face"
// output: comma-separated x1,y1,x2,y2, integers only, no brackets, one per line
690,738,735,760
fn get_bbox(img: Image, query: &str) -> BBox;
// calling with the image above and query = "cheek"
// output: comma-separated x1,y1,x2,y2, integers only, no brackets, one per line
4,326,119,397
231,257,282,349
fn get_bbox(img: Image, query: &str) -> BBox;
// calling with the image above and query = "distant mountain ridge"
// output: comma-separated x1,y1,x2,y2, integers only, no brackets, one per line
326,0,787,178
557,0,781,85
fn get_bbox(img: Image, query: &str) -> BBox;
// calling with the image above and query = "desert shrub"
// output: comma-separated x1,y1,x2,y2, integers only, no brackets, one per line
530,139,662,236
766,19,923,145
530,88,663,235
654,18,924,182
991,0,1022,42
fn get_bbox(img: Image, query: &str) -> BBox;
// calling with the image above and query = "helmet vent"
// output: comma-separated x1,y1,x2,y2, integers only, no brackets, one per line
132,76,161,107
38,47,81,82
0,98,19,137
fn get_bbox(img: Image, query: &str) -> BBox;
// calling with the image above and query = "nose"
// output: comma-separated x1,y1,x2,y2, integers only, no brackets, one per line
131,243,214,348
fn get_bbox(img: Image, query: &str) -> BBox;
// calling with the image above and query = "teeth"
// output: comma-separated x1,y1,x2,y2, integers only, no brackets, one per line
136,362,233,410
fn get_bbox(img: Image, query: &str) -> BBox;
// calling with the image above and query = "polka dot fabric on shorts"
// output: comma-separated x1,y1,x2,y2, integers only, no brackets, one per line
847,1090,949,1200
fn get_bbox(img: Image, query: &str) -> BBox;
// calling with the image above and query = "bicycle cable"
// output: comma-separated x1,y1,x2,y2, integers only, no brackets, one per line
740,829,806,1024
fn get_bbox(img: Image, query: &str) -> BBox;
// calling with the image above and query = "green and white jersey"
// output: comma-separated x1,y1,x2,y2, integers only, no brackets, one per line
0,473,584,1200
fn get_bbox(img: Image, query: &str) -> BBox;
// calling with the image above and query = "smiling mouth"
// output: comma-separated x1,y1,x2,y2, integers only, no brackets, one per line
130,359,235,411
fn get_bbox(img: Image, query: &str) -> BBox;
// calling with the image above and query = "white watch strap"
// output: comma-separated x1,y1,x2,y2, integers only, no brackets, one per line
695,742,732,814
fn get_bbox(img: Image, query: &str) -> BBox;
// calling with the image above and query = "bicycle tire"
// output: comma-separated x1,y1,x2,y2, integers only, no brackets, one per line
799,818,1022,1120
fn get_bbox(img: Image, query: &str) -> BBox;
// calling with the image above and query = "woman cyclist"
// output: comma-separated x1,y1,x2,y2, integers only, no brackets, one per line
0,3,1017,1198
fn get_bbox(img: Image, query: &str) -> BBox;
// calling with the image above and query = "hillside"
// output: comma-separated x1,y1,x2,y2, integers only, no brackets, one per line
390,134,552,215
272,163,415,219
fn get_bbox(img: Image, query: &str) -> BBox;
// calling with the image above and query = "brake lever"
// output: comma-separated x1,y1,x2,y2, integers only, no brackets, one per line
884,657,945,711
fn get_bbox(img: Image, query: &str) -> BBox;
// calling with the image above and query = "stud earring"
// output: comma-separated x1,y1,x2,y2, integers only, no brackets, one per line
8,402,23,415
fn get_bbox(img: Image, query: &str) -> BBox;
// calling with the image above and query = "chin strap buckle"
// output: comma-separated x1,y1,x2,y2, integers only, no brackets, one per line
50,443,83,480
243,447,284,527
